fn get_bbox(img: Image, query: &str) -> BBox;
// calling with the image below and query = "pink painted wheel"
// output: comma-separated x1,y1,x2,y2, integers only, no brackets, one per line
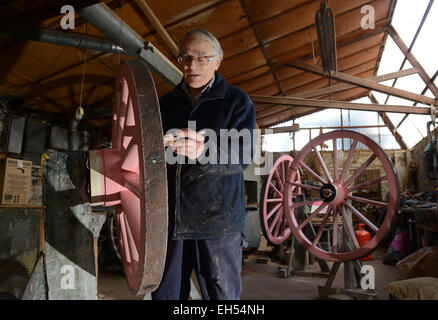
283,130,399,262
260,155,300,245
89,60,168,295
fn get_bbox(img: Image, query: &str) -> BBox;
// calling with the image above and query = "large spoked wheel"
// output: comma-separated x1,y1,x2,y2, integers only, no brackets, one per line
89,60,168,295
283,130,399,262
260,155,300,245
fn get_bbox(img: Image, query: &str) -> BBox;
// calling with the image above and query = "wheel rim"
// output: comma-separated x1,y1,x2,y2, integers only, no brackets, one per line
260,155,300,245
89,60,168,295
283,130,399,262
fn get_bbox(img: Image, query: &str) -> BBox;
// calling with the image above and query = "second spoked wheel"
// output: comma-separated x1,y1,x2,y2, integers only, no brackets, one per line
260,155,300,245
283,130,399,262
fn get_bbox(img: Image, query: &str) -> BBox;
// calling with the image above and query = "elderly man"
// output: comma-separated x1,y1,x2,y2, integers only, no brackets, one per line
153,28,255,300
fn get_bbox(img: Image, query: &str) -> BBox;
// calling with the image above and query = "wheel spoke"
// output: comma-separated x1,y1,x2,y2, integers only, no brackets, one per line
121,138,139,173
120,189,141,248
124,173,140,197
312,207,332,248
289,182,320,192
339,139,358,182
125,96,135,126
266,198,283,203
348,195,388,207
299,161,328,185
274,168,284,192
333,138,339,182
314,147,333,183
269,182,283,198
341,205,360,250
344,154,377,188
123,211,139,262
348,175,388,193
272,208,283,237
118,210,132,263
332,206,338,254
281,161,286,185
266,202,282,220
268,207,282,233
344,201,379,233
290,199,320,210
297,202,328,231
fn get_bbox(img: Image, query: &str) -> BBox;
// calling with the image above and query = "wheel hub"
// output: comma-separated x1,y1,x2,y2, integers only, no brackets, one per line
320,183,345,206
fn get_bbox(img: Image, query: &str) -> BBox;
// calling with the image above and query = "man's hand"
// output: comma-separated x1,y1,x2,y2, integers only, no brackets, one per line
164,128,205,160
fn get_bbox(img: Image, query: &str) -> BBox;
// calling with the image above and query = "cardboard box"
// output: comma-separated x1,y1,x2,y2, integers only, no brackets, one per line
0,157,32,205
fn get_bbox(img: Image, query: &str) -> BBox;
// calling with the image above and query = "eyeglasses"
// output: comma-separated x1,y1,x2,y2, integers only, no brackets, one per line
177,54,217,66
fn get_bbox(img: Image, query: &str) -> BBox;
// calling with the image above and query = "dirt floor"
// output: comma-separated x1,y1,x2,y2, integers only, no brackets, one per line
97,247,401,300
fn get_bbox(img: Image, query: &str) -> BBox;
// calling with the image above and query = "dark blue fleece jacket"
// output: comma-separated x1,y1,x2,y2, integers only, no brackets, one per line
160,72,256,239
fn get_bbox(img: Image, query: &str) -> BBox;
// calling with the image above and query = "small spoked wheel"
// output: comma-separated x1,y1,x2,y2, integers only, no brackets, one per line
283,130,399,262
89,60,168,295
260,155,300,245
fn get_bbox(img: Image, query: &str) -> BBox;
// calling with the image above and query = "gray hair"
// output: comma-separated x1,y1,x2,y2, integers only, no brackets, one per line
179,28,223,58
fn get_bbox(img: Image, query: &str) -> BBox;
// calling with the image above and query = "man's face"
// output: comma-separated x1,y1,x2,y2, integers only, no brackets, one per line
179,36,221,91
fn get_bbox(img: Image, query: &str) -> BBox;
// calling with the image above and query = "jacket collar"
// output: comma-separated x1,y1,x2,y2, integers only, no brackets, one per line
173,72,227,100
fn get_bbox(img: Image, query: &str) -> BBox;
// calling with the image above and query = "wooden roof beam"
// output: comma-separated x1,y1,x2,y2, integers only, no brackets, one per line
251,95,432,115
287,59,437,106
229,23,389,88
238,0,284,95
387,25,438,98
293,67,418,99
369,92,408,149
134,0,179,57
254,68,419,118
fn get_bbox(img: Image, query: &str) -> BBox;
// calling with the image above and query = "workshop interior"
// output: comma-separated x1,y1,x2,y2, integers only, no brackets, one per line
0,0,437,301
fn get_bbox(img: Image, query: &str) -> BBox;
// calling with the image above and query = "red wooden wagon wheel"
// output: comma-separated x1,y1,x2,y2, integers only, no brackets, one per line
283,130,399,262
260,155,300,245
88,59,168,295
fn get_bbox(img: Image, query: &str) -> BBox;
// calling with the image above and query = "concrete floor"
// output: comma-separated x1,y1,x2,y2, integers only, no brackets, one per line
97,247,401,300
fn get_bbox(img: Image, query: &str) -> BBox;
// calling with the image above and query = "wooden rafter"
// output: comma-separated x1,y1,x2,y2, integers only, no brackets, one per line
287,59,437,106
134,0,179,56
251,95,431,115
387,25,438,98
255,67,420,122
238,0,284,95
369,92,408,149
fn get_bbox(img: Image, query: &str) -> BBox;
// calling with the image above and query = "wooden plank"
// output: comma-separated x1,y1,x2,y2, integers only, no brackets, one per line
244,0,309,24
279,60,378,94
233,23,388,89
295,68,418,99
256,87,370,127
287,59,437,106
239,73,277,93
134,0,179,56
252,94,432,115
256,0,373,44
254,67,417,121
265,0,392,60
220,47,267,79
261,124,300,134
271,22,389,67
